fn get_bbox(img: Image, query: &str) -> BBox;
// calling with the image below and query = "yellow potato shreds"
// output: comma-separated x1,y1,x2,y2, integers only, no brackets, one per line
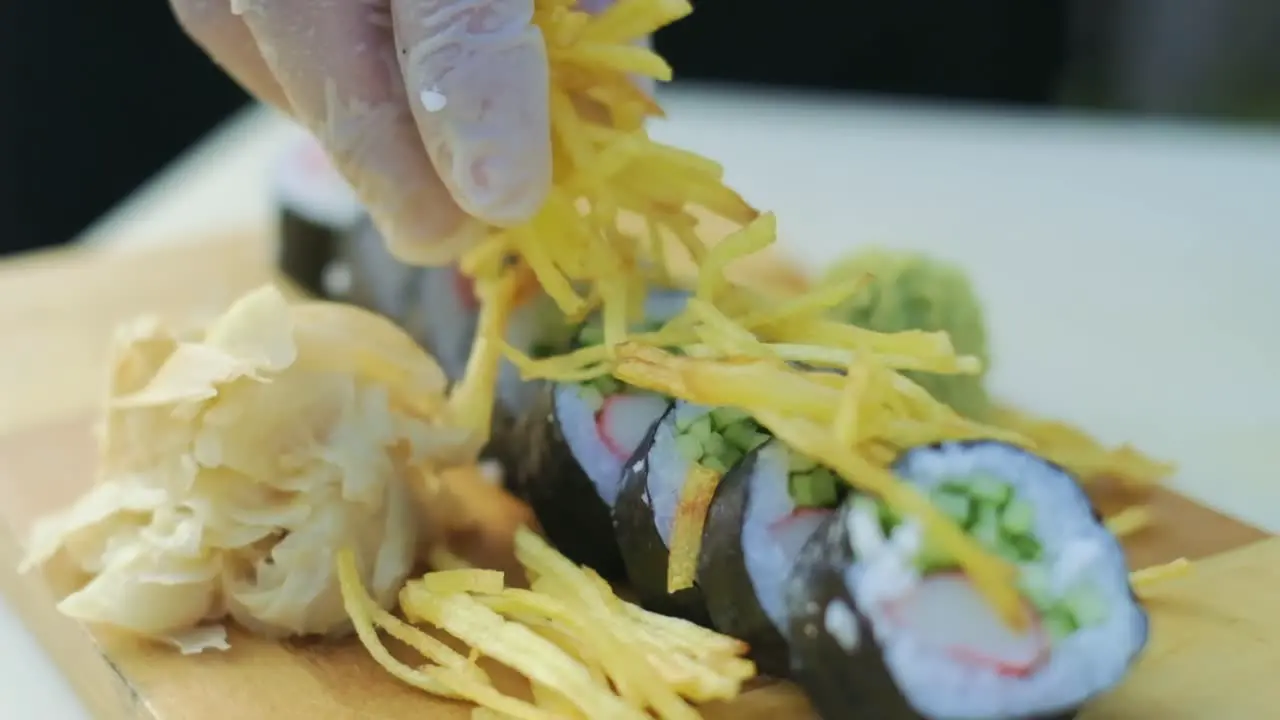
665,464,724,593
447,269,524,444
990,404,1176,489
1105,506,1154,538
1130,557,1193,596
338,527,756,720
453,0,758,367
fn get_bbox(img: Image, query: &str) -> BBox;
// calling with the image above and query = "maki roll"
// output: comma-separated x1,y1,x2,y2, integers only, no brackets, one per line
614,400,770,624
787,440,1148,720
510,290,688,580
697,440,850,677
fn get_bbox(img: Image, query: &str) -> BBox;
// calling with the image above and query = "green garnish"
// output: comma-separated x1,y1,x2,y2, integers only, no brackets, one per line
967,473,1013,507
1061,584,1109,628
930,486,974,527
1000,499,1035,536
674,407,768,474
1041,608,1079,643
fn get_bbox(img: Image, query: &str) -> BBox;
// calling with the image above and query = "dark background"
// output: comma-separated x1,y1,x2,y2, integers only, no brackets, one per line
2,0,1277,257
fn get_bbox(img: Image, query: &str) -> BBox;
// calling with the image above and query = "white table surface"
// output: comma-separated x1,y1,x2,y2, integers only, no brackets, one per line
7,86,1280,718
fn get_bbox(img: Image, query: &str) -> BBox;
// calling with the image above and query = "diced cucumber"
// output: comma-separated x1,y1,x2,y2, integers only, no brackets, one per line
788,450,818,473
683,414,713,441
576,384,604,412
1061,585,1109,628
994,541,1024,564
1001,499,1035,536
930,488,973,527
1041,608,1079,644
1018,565,1055,610
813,472,842,507
700,456,729,474
722,422,763,452
967,473,1013,507
703,432,729,461
709,406,750,429
788,474,820,507
790,469,840,508
722,447,744,470
675,434,703,463
972,505,1001,549
1009,535,1043,562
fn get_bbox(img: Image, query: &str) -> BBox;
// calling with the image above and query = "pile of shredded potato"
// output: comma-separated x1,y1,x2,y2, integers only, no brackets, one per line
340,525,755,720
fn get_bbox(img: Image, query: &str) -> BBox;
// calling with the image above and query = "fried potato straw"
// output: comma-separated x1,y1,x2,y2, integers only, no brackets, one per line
339,528,755,720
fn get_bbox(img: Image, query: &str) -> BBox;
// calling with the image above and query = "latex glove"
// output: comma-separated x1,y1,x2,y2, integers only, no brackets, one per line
170,0,614,265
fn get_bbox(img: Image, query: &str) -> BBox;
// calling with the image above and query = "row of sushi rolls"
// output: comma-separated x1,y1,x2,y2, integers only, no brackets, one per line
341,220,1149,720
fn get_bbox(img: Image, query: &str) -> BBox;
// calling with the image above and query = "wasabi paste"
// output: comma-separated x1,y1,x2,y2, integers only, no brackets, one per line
821,248,992,420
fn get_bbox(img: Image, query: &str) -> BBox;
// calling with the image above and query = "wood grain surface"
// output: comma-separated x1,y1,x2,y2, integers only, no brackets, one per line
0,233,1271,719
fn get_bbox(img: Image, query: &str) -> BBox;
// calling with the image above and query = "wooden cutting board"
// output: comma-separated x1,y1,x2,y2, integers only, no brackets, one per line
0,234,1272,720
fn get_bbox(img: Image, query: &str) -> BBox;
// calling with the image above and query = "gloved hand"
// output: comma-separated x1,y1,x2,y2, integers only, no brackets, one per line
170,0,616,264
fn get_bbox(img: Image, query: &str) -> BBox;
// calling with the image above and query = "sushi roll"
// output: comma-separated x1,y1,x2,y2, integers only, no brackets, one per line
510,290,688,580
786,440,1148,720
613,400,771,624
697,440,850,677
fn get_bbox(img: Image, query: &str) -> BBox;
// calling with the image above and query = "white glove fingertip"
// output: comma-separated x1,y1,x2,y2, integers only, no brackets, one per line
394,0,552,227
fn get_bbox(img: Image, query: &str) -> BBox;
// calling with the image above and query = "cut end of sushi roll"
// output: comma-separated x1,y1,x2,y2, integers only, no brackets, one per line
614,400,768,626
698,440,850,678
787,440,1148,720
506,290,688,581
505,388,632,581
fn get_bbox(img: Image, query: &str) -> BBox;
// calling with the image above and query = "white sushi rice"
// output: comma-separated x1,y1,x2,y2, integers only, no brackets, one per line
839,441,1146,720
644,402,709,546
555,384,669,508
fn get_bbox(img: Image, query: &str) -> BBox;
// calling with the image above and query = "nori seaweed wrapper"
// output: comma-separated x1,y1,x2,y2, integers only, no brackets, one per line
613,407,713,626
696,448,793,678
504,385,632,581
